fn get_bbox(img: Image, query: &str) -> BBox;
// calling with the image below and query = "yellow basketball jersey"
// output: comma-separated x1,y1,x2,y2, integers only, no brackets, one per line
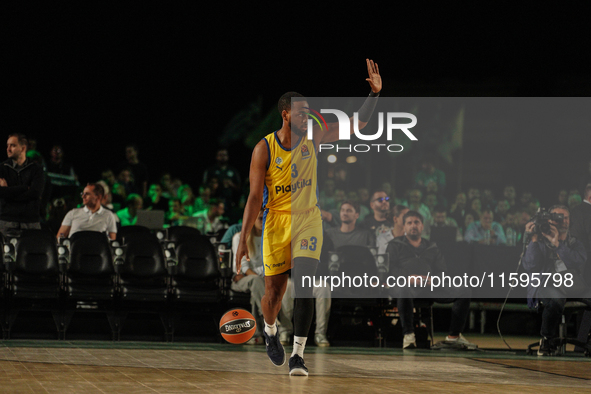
262,131,318,213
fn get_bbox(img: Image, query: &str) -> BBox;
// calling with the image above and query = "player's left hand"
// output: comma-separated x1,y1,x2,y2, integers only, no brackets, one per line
366,59,382,93
542,223,559,247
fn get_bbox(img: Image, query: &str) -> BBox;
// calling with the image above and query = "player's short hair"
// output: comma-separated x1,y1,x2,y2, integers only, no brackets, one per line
340,200,360,214
87,183,105,198
403,210,423,224
8,133,28,148
278,92,306,114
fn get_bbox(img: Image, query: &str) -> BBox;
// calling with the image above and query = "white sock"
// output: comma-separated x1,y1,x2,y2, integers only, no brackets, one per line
264,321,277,336
291,336,307,358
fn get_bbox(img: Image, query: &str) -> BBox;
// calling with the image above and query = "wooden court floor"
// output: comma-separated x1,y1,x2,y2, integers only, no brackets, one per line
0,335,589,393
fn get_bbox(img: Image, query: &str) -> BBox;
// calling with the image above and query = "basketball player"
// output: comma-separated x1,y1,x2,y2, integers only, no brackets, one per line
236,59,382,376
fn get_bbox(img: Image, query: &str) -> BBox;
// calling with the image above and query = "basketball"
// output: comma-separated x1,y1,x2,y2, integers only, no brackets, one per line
219,308,257,344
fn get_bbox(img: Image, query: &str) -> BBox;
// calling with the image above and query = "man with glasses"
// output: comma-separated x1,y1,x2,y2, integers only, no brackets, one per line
57,183,117,240
362,190,394,238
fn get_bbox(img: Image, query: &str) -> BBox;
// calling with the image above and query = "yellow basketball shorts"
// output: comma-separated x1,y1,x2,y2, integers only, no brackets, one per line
261,206,323,276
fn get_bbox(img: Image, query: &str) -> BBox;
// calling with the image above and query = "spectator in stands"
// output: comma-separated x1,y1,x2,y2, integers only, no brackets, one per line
203,148,241,206
319,179,337,211
334,165,350,192
193,186,211,214
387,211,472,349
415,160,446,193
362,190,394,237
159,172,174,199
449,192,467,226
193,198,226,234
424,193,438,217
231,210,266,345
569,193,582,209
424,205,462,242
101,169,116,188
467,187,480,201
515,208,531,239
377,205,408,254
178,184,197,216
96,181,115,213
144,183,169,212
117,168,135,197
46,144,79,199
110,182,127,210
578,159,591,196
220,222,242,246
464,208,507,245
353,189,371,222
468,197,482,218
570,185,591,277
463,209,478,233
26,150,51,222
425,181,446,209
116,193,143,226
0,133,44,237
122,144,149,198
320,189,347,229
519,191,534,210
481,189,496,210
165,197,187,227
404,188,432,224
557,190,568,206
523,204,591,356
495,199,511,224
503,185,517,207
57,183,117,240
326,201,375,250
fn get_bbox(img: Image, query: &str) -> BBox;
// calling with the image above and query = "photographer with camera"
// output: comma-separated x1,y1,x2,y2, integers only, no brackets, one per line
523,205,591,356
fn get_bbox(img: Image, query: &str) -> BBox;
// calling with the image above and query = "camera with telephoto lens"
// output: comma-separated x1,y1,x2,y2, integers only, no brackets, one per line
531,208,564,236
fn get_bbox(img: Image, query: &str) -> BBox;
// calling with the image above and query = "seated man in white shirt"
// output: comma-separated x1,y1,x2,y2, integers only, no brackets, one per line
57,183,118,240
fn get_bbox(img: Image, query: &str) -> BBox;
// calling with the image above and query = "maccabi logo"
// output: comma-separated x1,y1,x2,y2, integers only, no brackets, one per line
305,107,417,153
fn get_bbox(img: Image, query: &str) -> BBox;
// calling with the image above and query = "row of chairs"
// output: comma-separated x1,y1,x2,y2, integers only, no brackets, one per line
1,226,222,341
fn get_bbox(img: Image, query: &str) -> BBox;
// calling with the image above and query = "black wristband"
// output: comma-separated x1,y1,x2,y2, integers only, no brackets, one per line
358,91,380,122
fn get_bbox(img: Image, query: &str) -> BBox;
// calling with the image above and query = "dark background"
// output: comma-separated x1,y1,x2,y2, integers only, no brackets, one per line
3,3,591,204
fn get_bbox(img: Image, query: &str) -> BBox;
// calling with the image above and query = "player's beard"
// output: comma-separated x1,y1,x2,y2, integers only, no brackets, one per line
291,124,306,137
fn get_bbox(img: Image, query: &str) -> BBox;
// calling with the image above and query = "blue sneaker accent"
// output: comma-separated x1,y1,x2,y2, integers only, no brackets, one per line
263,331,285,366
289,354,308,376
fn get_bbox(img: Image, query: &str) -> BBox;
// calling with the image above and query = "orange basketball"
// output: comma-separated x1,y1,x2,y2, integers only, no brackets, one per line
219,308,257,344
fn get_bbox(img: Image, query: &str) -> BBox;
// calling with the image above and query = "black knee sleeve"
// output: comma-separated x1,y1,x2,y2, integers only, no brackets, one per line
294,297,315,337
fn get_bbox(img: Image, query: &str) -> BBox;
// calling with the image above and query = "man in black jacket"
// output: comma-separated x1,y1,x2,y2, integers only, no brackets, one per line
0,133,44,237
567,190,591,353
386,210,472,349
